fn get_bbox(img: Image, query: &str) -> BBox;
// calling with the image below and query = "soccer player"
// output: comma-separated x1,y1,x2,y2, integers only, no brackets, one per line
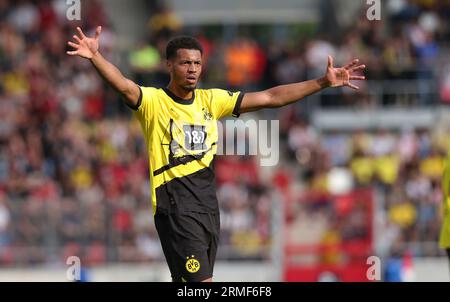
440,151,450,271
67,26,366,282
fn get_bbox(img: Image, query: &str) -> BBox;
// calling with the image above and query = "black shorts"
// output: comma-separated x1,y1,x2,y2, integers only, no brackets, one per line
154,209,220,282
447,249,450,261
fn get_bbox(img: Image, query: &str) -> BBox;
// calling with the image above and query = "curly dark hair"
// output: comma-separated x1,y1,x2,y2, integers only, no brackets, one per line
166,36,203,60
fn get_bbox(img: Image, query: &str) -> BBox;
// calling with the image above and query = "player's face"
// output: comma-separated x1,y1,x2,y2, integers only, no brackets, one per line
167,49,202,91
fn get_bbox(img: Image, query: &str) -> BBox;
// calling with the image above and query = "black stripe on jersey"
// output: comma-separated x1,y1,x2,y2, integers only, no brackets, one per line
155,160,219,214
153,142,216,177
126,86,143,111
232,92,245,118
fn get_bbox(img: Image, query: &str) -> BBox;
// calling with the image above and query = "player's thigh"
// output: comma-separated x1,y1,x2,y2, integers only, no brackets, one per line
154,210,180,276
155,211,214,282
207,212,220,270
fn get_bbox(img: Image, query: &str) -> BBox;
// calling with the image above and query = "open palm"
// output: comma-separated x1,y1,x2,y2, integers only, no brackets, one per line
67,26,102,59
326,56,366,90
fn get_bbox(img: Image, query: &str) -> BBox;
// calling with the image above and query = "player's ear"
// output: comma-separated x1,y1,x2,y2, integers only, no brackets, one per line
166,59,172,73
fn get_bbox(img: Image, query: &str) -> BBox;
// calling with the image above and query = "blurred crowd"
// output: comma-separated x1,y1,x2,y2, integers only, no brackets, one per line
279,111,449,260
0,0,449,268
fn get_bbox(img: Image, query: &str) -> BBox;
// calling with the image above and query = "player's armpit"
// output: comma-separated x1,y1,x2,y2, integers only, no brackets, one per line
121,80,141,110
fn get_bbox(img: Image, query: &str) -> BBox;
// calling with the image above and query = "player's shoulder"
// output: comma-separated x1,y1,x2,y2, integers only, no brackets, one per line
195,88,213,94
139,86,170,104
196,88,235,98
139,86,163,95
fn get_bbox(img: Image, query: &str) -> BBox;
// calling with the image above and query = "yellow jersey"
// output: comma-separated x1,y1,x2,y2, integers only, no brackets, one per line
130,86,244,215
439,151,450,248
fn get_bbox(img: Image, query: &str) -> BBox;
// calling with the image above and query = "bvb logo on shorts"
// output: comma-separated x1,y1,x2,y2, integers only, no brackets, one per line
185,255,200,273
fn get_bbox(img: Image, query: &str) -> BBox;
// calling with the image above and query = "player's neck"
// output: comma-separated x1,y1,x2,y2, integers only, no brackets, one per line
166,83,194,100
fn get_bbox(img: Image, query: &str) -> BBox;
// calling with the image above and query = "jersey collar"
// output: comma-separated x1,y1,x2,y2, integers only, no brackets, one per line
163,88,195,105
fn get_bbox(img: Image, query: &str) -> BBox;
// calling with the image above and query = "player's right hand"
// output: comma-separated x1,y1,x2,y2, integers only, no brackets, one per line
325,56,366,90
67,26,102,59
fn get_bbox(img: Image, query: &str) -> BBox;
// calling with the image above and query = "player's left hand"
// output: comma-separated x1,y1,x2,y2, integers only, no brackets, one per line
325,56,366,90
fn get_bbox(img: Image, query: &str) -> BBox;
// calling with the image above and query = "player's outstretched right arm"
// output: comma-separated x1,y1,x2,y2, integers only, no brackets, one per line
66,26,140,108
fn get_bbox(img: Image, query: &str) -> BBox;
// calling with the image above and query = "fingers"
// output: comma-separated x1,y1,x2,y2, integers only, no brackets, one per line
351,64,366,72
347,82,360,90
73,35,81,43
76,27,86,39
66,50,78,56
95,26,102,40
67,41,79,49
350,75,365,80
343,59,359,70
328,55,334,69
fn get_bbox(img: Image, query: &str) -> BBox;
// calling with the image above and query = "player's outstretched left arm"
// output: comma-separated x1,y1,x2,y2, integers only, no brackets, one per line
239,56,366,113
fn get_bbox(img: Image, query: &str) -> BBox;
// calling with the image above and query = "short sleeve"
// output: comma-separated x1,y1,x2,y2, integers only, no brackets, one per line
210,89,245,120
130,86,157,124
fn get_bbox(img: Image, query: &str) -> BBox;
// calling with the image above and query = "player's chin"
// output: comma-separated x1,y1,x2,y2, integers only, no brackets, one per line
182,84,197,91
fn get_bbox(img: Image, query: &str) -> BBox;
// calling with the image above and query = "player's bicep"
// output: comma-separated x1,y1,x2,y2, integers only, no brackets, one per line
239,91,274,113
